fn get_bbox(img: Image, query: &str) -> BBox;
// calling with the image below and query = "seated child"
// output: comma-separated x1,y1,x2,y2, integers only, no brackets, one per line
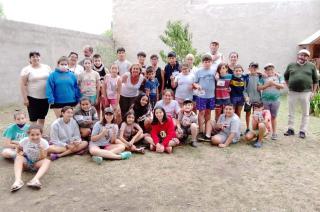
211,104,241,148
176,99,199,147
1,110,30,159
244,102,271,148
145,66,159,108
74,97,99,139
10,125,51,191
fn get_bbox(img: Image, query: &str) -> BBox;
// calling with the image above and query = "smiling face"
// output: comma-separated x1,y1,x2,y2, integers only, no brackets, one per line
93,57,102,67
219,65,228,76
168,57,176,65
62,109,73,120
224,105,234,117
29,129,42,142
130,65,141,77
155,108,164,122
68,53,78,66
84,59,92,71
110,65,119,76
163,91,172,103
126,114,135,125
181,66,190,74
297,53,309,64
265,67,275,77
233,67,243,77
104,112,114,123
229,53,238,65
80,100,91,111
140,95,149,106
30,54,40,66
83,47,92,57
183,103,193,112
210,43,219,54
15,114,27,125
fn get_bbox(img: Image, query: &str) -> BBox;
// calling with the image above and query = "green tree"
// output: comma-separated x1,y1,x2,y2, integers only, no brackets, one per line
0,3,4,18
159,20,201,66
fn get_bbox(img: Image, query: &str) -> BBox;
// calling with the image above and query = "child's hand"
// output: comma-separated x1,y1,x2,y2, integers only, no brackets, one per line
156,143,164,153
102,127,108,136
122,74,128,83
218,143,227,148
245,96,250,103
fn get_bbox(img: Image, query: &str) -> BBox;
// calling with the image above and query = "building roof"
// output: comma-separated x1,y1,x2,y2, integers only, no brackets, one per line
299,30,320,45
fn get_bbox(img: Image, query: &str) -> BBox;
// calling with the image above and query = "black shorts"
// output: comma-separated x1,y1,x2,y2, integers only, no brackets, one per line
50,102,78,109
27,96,49,122
244,102,252,112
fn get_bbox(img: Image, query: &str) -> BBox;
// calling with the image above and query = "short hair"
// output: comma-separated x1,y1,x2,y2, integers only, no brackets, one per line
210,41,219,45
116,47,125,53
13,109,26,119
137,51,146,57
167,51,176,58
201,54,212,62
224,103,234,108
234,64,244,72
185,54,195,60
229,51,239,58
57,56,69,65
60,106,73,117
150,54,158,59
129,64,142,74
27,124,43,134
83,57,93,63
92,54,102,59
79,96,92,104
252,101,264,108
68,52,78,58
180,63,190,70
146,66,154,73
162,89,174,96
29,51,40,58
83,45,93,53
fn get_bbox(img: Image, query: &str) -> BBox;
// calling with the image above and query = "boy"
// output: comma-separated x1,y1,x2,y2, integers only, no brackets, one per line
93,54,107,117
193,54,216,137
145,67,159,108
244,62,262,134
114,47,132,76
79,45,94,67
137,51,147,75
244,102,271,148
211,104,241,148
176,99,199,147
258,63,285,140
150,54,165,96
164,51,180,90
208,41,223,70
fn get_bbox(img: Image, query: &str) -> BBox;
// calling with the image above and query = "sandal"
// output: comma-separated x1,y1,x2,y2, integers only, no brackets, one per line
27,179,42,189
11,180,24,192
134,147,145,154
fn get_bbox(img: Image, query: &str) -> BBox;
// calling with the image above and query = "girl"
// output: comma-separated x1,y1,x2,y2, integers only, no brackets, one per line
150,107,179,154
119,111,152,153
74,97,99,139
89,107,132,164
215,63,232,121
230,65,247,118
1,110,30,159
10,125,51,191
78,57,100,105
154,89,180,124
227,52,239,74
129,93,153,132
46,56,80,118
171,63,195,107
48,106,88,160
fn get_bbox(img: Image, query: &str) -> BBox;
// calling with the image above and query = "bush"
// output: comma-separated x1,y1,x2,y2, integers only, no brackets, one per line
310,92,320,117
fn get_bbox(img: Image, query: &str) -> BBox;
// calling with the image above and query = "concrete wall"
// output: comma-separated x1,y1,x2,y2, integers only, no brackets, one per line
113,0,320,71
0,19,114,105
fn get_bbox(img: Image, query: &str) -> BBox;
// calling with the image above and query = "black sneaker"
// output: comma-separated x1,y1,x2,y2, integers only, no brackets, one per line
284,129,295,136
198,134,211,142
190,141,198,148
299,131,306,139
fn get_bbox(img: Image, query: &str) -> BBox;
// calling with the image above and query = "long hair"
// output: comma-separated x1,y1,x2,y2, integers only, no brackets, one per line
123,110,136,124
152,106,168,125
132,93,150,119
101,111,115,126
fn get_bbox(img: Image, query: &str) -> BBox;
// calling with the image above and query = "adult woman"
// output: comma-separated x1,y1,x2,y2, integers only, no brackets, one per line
227,52,239,74
68,52,84,77
20,51,51,128
46,56,80,118
119,64,145,118
154,89,180,121
185,53,197,74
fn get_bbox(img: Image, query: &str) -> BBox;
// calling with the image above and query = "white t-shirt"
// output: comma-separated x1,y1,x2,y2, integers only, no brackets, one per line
114,59,132,76
78,70,100,96
20,64,51,99
121,72,144,97
174,73,195,100
105,74,120,99
19,137,49,162
69,64,84,78
155,100,180,118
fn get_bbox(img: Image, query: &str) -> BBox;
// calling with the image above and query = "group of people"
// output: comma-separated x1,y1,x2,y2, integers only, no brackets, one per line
1,42,318,192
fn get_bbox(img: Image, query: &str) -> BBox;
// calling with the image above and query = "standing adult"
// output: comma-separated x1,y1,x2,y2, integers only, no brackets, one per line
208,41,223,71
284,49,318,138
68,52,84,77
227,52,239,74
20,51,51,128
119,64,145,118
78,45,94,67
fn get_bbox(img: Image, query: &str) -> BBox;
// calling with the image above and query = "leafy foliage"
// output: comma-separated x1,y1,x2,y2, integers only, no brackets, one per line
159,20,201,65
0,3,4,18
310,91,320,117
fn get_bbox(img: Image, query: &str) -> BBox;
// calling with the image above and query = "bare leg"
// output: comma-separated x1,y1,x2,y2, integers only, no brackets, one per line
57,141,88,157
198,110,205,133
244,131,256,142
37,119,45,129
32,159,51,181
257,123,266,142
190,123,198,141
235,106,243,118
89,146,122,160
245,111,251,129
1,148,16,159
271,117,277,134
211,135,223,146
53,109,62,118
13,155,27,183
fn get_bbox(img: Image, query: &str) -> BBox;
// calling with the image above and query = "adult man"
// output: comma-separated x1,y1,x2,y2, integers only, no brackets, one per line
78,45,94,67
208,41,223,71
284,49,318,138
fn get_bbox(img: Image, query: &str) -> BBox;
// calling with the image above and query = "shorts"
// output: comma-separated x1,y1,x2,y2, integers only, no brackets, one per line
27,96,49,122
215,99,231,108
50,102,78,109
231,96,244,107
193,95,198,102
263,101,280,118
196,97,215,111
179,125,191,139
244,102,252,112
24,155,37,172
215,132,239,144
89,142,110,149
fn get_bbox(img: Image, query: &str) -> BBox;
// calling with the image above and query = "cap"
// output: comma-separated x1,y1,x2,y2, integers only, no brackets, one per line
167,51,176,57
104,107,114,114
249,62,259,68
298,49,310,56
183,99,193,105
264,63,275,70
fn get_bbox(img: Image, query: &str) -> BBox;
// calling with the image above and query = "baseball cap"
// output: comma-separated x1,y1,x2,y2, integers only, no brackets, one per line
298,49,310,56
167,51,176,57
264,63,275,70
249,62,259,68
104,107,114,114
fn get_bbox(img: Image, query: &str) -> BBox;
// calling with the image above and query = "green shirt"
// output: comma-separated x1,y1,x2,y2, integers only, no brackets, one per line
2,124,30,143
284,62,318,92
259,75,285,102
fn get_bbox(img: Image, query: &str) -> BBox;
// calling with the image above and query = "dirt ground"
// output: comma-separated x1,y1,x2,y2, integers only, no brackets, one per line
0,97,320,212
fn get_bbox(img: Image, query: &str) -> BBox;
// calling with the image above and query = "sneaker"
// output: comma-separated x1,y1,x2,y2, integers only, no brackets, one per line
92,156,103,165
299,131,306,139
190,141,198,148
198,134,211,142
120,151,132,160
253,141,263,148
284,129,295,136
271,134,278,140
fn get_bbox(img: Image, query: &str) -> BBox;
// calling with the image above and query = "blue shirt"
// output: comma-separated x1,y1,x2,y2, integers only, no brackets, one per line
194,67,216,98
145,78,159,97
3,124,30,142
46,69,80,104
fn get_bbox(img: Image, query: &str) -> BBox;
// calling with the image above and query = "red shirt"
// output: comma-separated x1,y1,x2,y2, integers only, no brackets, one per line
151,117,176,147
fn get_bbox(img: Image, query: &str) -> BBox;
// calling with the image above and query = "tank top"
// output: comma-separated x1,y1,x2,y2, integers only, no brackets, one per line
121,73,145,97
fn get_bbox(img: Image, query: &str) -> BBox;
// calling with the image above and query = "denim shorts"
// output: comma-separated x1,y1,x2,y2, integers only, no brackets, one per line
231,96,244,106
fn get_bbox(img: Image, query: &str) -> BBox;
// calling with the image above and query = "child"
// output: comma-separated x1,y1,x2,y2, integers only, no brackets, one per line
258,63,285,140
150,107,179,154
137,51,147,74
48,106,88,160
193,54,216,138
74,97,99,139
244,102,272,148
230,64,247,118
243,62,262,134
145,67,159,108
129,93,153,132
1,110,30,159
176,99,199,147
93,54,107,118
89,107,132,164
119,111,152,153
154,89,180,122
215,63,232,121
78,57,101,105
171,63,195,107
114,47,132,76
10,125,51,191
150,55,165,97
211,104,241,148
164,51,180,90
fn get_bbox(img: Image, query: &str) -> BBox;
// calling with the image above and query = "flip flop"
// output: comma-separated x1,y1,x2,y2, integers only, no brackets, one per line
27,179,42,189
134,147,145,154
11,180,24,192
